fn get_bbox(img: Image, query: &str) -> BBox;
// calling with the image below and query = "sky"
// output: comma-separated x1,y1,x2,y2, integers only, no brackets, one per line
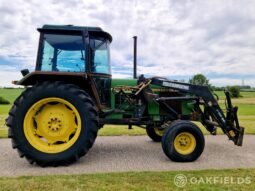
0,0,255,87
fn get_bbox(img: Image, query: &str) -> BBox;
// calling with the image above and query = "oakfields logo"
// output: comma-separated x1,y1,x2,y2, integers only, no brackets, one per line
174,174,187,187
174,174,252,187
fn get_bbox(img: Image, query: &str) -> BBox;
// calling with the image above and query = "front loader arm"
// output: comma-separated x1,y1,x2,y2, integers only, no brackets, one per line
150,77,244,146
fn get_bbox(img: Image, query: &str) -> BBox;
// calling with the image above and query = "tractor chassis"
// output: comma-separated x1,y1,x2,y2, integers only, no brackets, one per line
99,76,244,147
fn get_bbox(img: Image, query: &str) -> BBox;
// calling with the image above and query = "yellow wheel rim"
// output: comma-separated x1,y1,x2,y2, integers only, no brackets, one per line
173,132,196,155
154,128,164,137
23,97,81,153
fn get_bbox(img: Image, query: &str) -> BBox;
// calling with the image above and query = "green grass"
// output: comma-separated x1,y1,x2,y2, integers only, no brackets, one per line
214,90,255,99
0,169,254,191
98,125,145,136
0,105,11,115
0,90,254,191
0,88,24,103
0,89,254,138
235,104,255,115
0,115,7,138
0,88,23,114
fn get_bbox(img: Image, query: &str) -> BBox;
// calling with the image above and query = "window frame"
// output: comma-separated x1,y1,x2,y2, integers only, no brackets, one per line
35,30,112,76
36,30,87,72
90,37,111,75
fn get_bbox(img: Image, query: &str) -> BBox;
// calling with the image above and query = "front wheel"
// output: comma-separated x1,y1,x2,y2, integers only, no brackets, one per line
6,81,98,166
146,125,164,142
162,120,205,162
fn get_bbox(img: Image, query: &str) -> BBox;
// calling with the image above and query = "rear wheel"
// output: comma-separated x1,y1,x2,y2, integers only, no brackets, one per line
146,126,164,142
162,120,204,162
6,81,98,166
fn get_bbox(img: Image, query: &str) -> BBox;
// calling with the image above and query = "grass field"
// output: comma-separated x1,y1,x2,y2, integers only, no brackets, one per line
0,89,254,137
0,169,254,191
0,169,255,191
0,89,254,190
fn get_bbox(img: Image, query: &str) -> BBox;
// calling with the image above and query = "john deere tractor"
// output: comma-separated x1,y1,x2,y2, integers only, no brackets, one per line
6,25,244,166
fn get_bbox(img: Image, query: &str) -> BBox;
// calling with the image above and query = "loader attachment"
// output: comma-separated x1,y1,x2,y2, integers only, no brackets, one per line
150,77,244,146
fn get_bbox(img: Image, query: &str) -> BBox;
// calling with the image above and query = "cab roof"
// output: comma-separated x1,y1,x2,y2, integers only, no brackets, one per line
37,25,112,42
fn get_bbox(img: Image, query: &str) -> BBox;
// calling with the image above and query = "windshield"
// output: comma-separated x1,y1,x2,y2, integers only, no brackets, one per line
90,37,111,74
39,33,86,72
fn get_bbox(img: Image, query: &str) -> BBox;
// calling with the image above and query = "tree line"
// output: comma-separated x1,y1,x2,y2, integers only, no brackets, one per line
188,74,244,98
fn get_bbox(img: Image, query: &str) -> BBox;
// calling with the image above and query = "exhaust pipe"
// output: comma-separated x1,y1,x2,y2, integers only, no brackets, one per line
133,36,137,79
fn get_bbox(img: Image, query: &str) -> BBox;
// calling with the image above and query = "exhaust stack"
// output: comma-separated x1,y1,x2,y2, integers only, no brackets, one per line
133,36,137,79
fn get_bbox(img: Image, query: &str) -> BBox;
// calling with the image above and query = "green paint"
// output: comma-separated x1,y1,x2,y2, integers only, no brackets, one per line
111,78,137,109
41,25,102,31
148,101,159,115
182,100,195,115
105,78,138,119
105,113,123,119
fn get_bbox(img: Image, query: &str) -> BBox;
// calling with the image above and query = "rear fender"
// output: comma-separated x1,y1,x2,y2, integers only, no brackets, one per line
15,71,102,110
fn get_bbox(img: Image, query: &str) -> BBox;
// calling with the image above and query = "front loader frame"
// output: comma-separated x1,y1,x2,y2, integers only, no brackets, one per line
150,77,244,146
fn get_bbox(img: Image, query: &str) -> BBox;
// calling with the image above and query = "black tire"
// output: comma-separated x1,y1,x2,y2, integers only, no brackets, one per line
146,126,163,142
6,81,98,166
162,120,204,162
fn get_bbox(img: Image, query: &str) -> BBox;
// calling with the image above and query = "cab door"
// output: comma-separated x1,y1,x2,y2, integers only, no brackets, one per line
92,75,111,108
89,36,112,108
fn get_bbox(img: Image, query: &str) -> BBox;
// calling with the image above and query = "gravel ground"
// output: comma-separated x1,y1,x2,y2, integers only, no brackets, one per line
0,135,254,177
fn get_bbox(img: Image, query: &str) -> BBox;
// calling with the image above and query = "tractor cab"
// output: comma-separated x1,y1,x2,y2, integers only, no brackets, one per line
36,25,112,74
19,25,113,108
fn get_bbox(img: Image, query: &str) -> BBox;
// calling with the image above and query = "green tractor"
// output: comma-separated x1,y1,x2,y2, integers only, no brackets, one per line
6,25,244,166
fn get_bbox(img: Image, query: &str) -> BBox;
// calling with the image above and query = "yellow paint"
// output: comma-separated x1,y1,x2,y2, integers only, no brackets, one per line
173,132,196,155
229,130,235,137
23,98,81,153
154,128,164,136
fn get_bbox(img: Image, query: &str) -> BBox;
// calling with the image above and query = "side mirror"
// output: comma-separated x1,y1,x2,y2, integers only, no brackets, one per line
21,69,30,76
